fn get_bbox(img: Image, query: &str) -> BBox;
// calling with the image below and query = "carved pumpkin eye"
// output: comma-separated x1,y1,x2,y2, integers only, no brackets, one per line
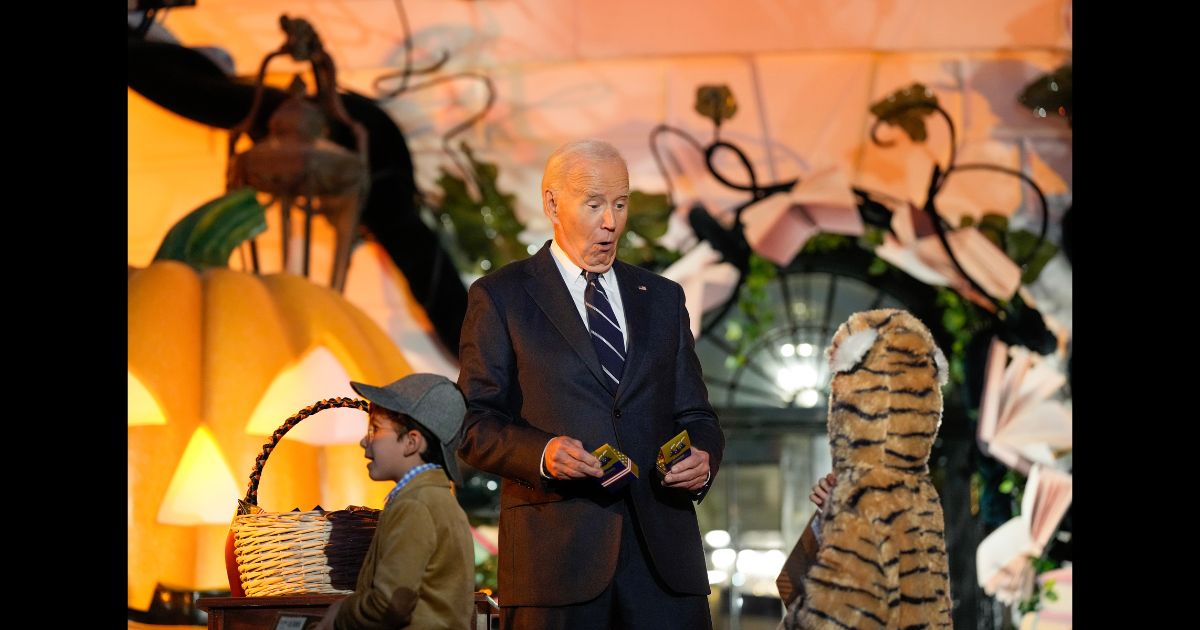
128,371,168,427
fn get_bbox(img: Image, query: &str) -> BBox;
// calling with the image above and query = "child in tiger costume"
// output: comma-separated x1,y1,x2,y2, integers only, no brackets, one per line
781,309,953,629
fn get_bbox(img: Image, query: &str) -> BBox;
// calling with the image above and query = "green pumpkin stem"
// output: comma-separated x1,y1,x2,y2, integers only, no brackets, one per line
153,187,267,270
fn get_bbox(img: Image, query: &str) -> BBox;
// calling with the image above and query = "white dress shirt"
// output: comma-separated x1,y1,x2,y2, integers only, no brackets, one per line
548,239,628,349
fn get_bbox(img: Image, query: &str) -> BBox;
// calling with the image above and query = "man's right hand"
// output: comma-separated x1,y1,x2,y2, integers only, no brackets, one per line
544,436,604,480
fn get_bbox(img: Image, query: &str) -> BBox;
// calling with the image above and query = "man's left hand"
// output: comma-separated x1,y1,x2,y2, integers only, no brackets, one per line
662,447,710,491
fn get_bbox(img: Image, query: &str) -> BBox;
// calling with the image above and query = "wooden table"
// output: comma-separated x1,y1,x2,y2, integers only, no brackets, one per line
197,592,499,629
196,594,344,630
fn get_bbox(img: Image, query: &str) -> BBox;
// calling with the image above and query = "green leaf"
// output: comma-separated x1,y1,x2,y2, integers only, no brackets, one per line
935,288,960,309
434,143,527,275
1008,230,1060,284
867,257,890,276
930,284,998,393
618,240,682,272
723,254,780,365
860,227,886,248
618,190,675,269
801,233,853,255
950,357,965,386
977,213,1008,250
626,190,671,240
153,187,267,269
942,308,966,334
695,85,738,126
749,254,777,280
1000,469,1027,505
978,213,1008,232
1032,556,1060,574
870,83,940,143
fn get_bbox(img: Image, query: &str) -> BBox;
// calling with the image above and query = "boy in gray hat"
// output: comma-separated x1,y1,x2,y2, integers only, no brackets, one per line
317,373,475,630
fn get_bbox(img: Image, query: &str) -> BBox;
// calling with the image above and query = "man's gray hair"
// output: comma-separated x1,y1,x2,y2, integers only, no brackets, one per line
541,139,628,197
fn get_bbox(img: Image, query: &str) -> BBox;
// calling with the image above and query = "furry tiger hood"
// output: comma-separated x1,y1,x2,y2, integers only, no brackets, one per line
825,309,949,471
784,308,954,630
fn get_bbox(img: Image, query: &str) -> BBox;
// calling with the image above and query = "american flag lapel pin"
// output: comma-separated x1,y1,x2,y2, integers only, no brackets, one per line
638,285,647,292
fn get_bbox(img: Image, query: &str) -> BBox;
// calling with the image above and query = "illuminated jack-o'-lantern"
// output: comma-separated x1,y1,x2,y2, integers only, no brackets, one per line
128,189,410,609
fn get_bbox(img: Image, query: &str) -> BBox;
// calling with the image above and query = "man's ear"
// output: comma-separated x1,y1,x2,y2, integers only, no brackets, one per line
544,188,559,224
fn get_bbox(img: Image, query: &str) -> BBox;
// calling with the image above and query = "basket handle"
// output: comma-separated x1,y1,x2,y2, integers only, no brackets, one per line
241,396,370,508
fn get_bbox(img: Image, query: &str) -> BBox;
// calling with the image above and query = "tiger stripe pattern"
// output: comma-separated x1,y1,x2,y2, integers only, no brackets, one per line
789,309,953,629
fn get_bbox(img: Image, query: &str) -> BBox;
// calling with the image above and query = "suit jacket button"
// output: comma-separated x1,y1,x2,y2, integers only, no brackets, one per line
614,408,622,418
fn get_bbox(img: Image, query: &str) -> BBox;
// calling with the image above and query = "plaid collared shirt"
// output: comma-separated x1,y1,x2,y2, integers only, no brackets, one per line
384,463,443,506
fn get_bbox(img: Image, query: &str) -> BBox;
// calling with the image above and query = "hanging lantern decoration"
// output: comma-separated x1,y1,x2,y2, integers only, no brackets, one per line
226,14,369,293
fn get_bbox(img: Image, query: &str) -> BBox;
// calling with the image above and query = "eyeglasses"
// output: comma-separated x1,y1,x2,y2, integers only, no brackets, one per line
366,422,396,441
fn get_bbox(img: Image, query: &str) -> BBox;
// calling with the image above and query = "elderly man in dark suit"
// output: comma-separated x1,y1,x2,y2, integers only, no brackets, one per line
457,139,725,629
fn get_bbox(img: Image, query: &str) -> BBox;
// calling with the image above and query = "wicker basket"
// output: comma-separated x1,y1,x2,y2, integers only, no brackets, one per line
227,397,381,597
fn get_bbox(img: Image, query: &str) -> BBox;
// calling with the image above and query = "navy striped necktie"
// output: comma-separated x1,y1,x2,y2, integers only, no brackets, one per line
584,271,625,390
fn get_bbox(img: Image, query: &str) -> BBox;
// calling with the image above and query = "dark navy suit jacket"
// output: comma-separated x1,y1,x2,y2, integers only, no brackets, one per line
457,242,725,606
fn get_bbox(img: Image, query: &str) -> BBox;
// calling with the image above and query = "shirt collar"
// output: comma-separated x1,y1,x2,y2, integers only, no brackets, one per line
549,239,616,287
384,463,442,506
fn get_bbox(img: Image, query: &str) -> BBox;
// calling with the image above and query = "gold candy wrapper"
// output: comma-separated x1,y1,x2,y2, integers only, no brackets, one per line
656,430,692,475
592,443,639,491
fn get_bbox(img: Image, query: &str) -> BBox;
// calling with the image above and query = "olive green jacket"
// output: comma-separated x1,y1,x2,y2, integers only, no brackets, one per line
335,469,475,629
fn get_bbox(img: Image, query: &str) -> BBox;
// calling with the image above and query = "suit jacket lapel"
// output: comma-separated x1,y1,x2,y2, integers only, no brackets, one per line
523,245,614,395
613,260,651,402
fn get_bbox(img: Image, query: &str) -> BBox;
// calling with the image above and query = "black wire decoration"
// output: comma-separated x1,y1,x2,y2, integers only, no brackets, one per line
363,0,498,320
649,122,798,337
649,85,1058,355
373,0,451,97
871,98,1056,354
373,0,498,198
